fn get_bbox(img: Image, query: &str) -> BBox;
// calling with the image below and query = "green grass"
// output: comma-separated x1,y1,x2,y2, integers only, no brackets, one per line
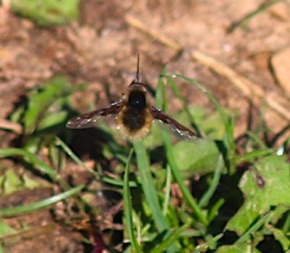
11,0,79,26
0,72,289,253
227,0,284,33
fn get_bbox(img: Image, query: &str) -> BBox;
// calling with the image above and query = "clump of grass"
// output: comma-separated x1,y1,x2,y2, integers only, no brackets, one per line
0,71,289,253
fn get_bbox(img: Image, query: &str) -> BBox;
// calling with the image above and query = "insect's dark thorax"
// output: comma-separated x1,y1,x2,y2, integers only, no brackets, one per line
122,89,148,132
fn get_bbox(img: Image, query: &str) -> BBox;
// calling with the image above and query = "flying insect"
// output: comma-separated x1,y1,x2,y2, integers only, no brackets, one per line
66,57,198,141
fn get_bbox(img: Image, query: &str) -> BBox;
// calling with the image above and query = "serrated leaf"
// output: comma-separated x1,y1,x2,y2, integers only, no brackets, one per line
226,155,290,235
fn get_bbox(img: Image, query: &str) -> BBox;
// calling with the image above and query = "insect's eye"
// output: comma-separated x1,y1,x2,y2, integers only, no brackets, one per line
128,90,146,109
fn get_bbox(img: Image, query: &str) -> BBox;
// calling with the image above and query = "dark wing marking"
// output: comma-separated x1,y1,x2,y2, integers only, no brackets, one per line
150,106,199,140
66,101,124,129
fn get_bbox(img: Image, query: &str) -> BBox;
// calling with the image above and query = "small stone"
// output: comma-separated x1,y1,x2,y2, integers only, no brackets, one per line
251,51,270,71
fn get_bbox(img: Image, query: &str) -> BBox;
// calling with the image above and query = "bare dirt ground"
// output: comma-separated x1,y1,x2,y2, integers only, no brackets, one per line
0,0,290,252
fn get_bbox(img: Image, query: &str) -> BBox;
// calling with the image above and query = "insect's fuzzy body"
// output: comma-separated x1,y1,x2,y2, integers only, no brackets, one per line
116,83,153,141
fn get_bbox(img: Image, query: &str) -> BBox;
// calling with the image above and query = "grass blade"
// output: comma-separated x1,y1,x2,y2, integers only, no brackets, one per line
133,141,169,232
235,211,274,244
156,76,208,225
162,132,208,225
133,141,180,252
198,155,224,208
55,137,137,187
124,148,143,252
151,225,187,253
163,165,172,215
0,148,58,181
166,76,202,137
0,185,84,218
237,149,274,163
228,0,283,33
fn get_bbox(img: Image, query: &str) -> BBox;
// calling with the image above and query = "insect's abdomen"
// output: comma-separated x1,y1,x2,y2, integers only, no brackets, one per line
122,108,147,132
116,108,152,141
116,87,153,141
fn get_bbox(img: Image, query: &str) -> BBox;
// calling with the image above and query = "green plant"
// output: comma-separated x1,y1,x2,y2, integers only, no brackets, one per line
0,72,289,253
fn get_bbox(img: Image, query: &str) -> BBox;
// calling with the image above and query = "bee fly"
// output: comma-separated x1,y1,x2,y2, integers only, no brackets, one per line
66,56,199,141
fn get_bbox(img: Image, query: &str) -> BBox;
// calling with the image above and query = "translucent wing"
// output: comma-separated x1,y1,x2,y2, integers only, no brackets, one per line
150,106,199,140
66,101,124,129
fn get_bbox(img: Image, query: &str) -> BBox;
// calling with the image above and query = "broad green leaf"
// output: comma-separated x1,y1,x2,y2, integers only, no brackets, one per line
226,155,290,234
172,139,220,175
37,111,68,131
11,0,79,26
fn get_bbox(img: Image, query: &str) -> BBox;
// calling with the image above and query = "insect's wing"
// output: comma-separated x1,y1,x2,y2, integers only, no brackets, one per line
66,101,124,129
150,106,199,140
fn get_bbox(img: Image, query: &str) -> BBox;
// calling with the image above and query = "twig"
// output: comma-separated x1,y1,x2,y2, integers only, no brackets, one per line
125,14,182,52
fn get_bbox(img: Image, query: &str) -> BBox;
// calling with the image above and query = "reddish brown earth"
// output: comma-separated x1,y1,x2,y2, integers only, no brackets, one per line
0,1,289,252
